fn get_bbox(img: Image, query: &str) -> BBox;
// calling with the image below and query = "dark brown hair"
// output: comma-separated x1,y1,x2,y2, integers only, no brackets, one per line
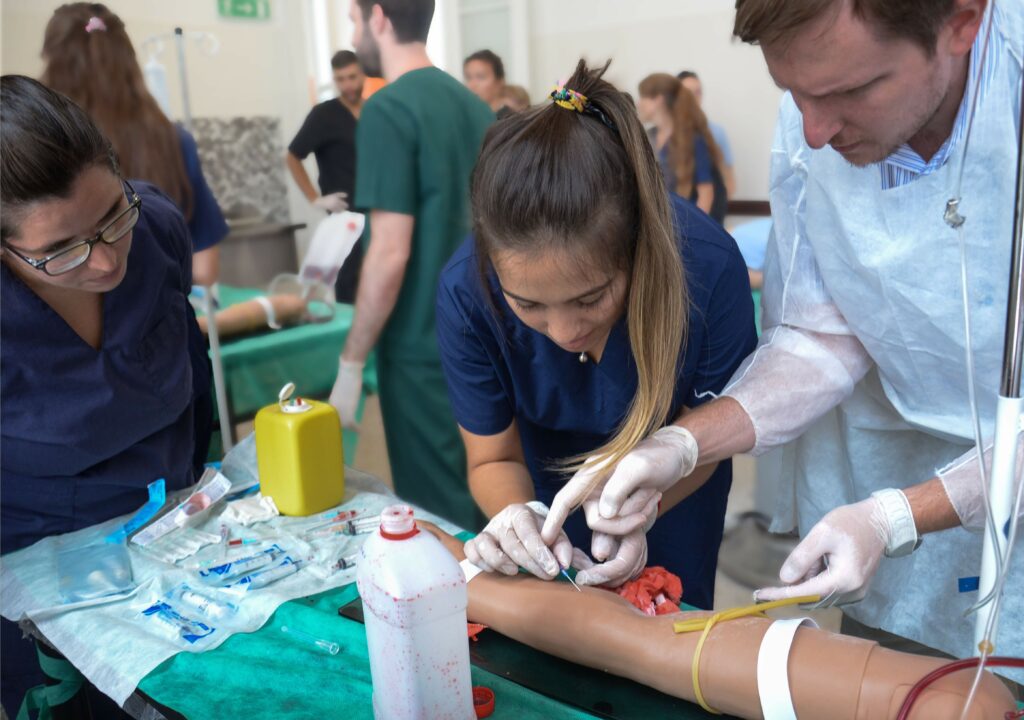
638,73,724,198
734,0,958,54
638,72,680,106
0,75,118,242
331,50,360,70
356,0,434,43
669,86,724,198
464,49,505,81
472,60,688,473
40,3,193,219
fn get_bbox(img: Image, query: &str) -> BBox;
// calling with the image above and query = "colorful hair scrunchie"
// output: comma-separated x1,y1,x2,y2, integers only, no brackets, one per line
550,85,588,114
550,84,617,132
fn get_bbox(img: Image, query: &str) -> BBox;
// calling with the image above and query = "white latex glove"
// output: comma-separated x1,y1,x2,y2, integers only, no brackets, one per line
541,425,697,546
571,528,648,587
464,501,574,580
754,497,890,606
328,358,363,428
313,192,349,213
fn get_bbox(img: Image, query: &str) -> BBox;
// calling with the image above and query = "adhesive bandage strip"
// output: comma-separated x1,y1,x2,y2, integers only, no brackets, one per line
459,558,484,584
756,617,819,720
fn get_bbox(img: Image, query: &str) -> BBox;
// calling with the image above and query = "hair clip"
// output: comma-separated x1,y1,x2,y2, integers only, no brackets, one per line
85,16,107,34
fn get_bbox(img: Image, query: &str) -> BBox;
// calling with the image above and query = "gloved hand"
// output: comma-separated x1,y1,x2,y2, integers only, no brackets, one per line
313,192,349,213
571,528,648,587
328,358,364,428
541,425,697,546
464,501,574,580
754,497,891,606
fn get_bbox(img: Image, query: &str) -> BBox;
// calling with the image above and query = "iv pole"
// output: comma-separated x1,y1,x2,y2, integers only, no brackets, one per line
974,72,1024,650
144,28,233,452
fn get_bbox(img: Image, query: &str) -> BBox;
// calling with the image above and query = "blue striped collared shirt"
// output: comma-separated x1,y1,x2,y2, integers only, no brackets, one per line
880,22,1000,190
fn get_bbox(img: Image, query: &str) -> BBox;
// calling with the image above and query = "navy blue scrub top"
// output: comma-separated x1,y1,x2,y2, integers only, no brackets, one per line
177,125,229,254
437,195,757,609
0,182,213,555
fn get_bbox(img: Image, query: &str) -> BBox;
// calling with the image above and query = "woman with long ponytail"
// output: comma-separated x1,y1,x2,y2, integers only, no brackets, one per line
436,61,756,606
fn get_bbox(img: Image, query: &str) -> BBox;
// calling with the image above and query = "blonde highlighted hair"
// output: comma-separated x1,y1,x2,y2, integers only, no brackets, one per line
471,60,687,480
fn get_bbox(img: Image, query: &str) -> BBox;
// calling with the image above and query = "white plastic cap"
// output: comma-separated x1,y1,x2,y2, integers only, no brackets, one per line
379,504,416,537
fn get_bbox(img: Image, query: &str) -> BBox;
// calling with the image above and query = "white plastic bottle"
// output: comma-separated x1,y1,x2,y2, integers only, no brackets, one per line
356,505,474,719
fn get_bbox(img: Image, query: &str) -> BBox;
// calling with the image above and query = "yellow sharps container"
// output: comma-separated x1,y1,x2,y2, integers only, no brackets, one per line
255,383,345,516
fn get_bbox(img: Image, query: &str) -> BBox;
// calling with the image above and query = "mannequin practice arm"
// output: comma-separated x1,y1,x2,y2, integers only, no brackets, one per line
421,525,1013,719
195,295,307,337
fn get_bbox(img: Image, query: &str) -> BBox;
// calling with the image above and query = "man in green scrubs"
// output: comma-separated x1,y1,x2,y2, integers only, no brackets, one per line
329,0,492,529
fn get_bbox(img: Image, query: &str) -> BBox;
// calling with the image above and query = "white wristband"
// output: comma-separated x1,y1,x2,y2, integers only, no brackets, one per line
253,296,282,329
756,617,819,720
459,558,484,584
871,488,919,557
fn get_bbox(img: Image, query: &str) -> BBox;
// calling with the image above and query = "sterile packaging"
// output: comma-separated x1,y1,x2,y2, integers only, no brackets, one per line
140,600,215,644
169,583,239,621
198,545,282,585
220,432,260,492
57,542,135,604
140,528,223,564
224,556,301,591
131,470,232,547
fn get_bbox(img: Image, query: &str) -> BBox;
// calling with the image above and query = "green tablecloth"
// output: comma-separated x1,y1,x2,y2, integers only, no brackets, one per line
202,286,377,462
208,286,378,418
137,582,595,720
138,530,595,720
752,289,762,336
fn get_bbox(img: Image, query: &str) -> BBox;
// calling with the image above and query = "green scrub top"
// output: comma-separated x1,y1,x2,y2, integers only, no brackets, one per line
354,67,492,530
354,67,494,362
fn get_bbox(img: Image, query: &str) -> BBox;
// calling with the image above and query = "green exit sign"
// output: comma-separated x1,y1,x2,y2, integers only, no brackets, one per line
218,0,271,20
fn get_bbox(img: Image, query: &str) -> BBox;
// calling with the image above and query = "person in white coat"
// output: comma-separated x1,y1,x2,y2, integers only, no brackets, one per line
542,0,1022,661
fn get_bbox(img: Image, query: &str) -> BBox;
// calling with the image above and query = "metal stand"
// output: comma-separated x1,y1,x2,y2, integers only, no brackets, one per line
974,72,1024,650
144,27,233,450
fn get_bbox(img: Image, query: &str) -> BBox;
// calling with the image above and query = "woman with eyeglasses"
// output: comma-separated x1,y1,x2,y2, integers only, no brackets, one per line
0,75,212,716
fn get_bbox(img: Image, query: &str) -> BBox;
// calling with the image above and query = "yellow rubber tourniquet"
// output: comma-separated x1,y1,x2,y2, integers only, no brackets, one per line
673,595,821,715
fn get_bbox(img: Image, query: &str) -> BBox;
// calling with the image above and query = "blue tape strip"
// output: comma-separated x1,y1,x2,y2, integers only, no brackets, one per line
105,478,166,543
958,576,980,593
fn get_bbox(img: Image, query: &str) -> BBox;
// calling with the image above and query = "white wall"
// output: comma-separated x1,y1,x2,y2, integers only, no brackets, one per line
0,0,324,250
0,0,783,206
526,0,782,200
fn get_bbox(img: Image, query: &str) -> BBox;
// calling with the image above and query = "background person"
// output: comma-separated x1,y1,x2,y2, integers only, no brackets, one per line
286,50,366,303
40,3,228,287
678,70,737,198
501,84,531,112
328,0,494,530
638,73,728,223
463,48,511,117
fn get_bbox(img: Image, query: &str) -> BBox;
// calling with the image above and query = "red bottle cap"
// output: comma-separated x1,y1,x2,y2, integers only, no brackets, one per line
473,686,495,718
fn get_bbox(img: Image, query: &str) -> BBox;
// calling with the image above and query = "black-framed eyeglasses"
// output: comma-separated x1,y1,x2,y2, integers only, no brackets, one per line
5,180,142,277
